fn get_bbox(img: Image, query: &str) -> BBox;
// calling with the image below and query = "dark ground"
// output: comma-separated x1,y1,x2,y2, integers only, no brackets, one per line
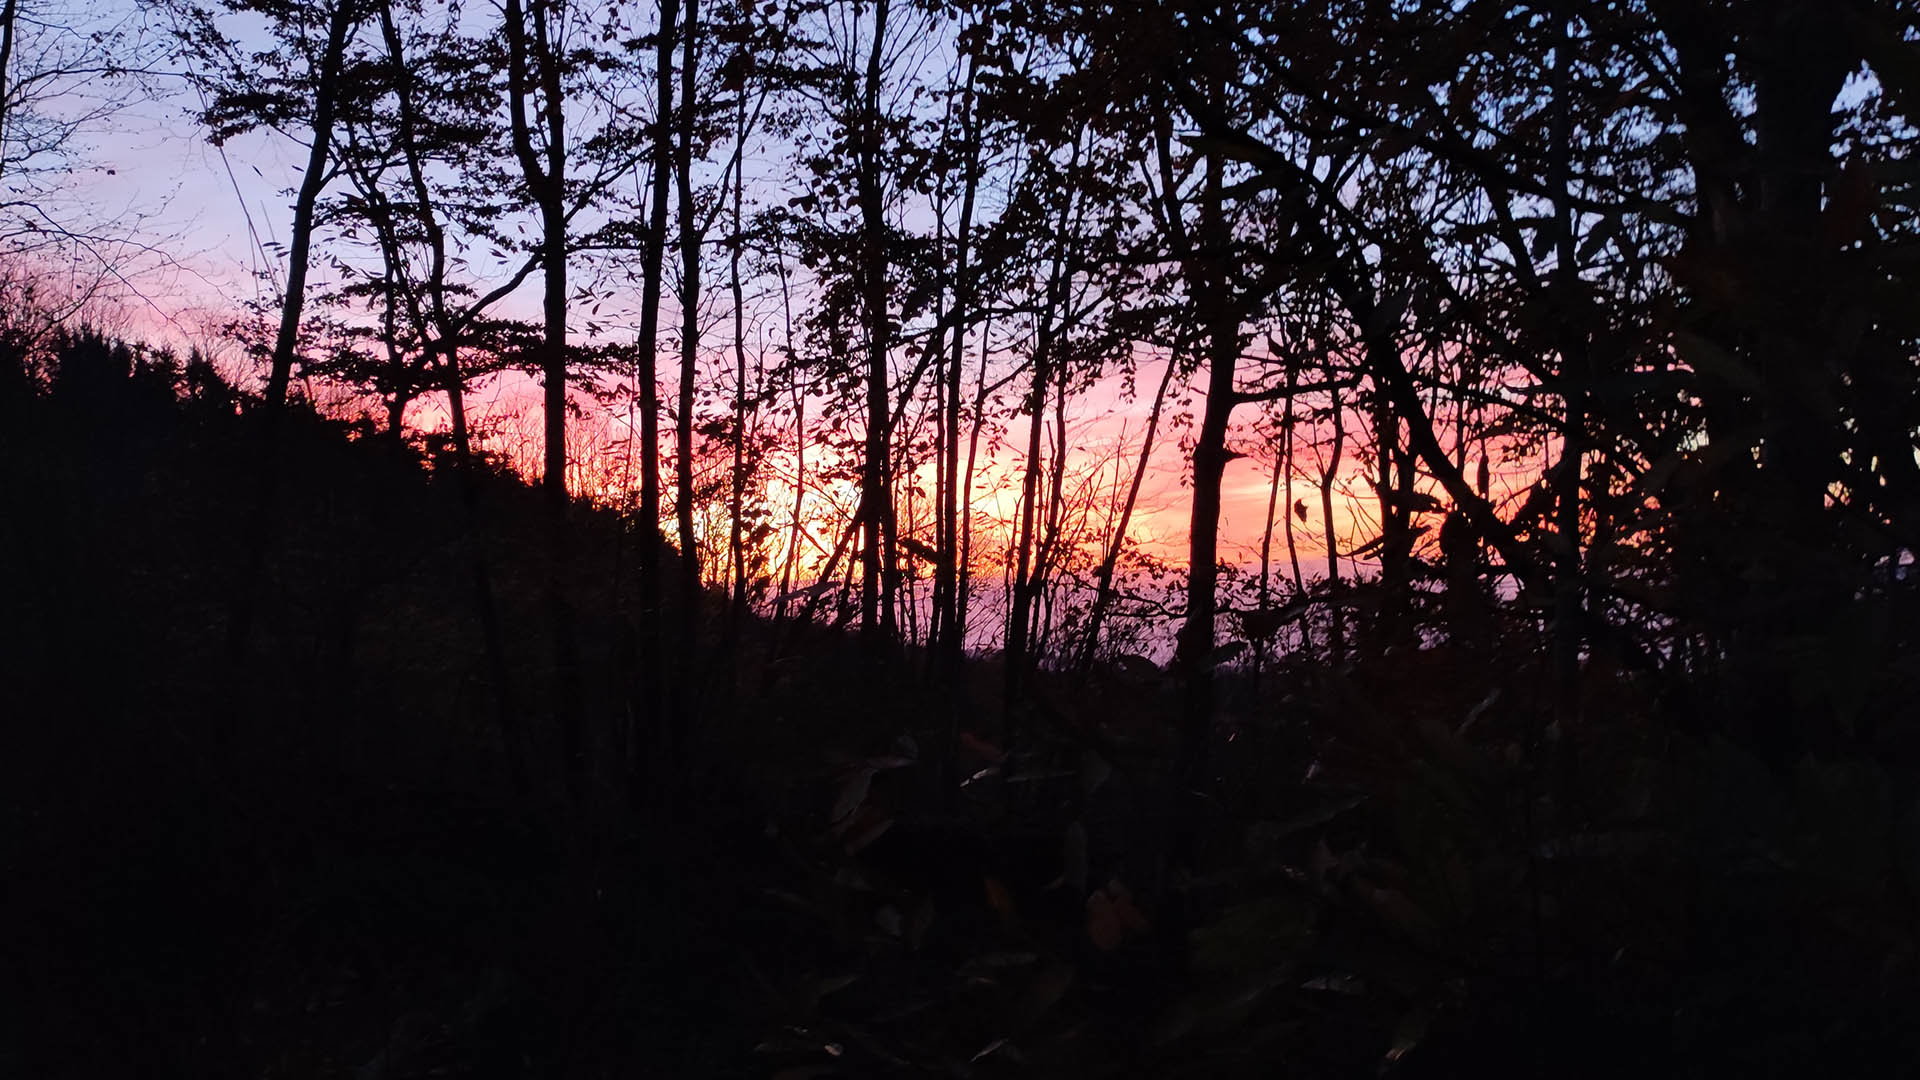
8,334,1920,1078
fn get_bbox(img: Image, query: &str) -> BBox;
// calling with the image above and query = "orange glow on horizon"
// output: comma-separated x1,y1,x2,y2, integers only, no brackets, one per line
101,290,1544,605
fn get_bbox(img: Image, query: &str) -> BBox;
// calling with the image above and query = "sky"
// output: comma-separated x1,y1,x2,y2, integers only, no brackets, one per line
39,0,1548,590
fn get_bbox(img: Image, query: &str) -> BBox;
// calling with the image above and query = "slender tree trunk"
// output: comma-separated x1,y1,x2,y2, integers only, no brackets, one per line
903,476,920,645
1372,384,1412,649
727,86,749,630
1549,3,1586,721
773,253,804,624
1320,378,1346,664
1077,348,1175,675
0,0,18,180
1281,353,1304,631
372,0,527,796
937,60,979,666
507,0,584,798
227,0,355,662
674,0,703,657
1171,147,1238,854
1283,382,1304,598
955,312,992,661
856,0,894,643
359,229,409,444
1034,357,1070,657
1256,420,1283,682
385,390,410,440
928,326,949,652
925,64,961,660
261,0,353,418
532,12,567,514
631,0,677,799
442,345,531,797
540,0,583,800
1005,345,1049,727
1006,192,1074,732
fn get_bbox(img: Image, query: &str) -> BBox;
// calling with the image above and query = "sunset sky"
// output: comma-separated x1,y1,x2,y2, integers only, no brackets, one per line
51,0,1552,593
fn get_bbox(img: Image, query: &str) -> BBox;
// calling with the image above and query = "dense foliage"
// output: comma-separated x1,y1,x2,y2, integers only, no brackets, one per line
8,0,1920,1075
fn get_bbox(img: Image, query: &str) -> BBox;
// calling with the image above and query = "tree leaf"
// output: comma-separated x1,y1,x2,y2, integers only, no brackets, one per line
830,768,872,826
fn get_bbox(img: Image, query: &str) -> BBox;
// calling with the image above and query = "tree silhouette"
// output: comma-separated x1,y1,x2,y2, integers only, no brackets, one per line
16,0,1920,1073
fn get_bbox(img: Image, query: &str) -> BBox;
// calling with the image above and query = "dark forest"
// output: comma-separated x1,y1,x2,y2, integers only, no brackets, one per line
7,0,1920,1076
